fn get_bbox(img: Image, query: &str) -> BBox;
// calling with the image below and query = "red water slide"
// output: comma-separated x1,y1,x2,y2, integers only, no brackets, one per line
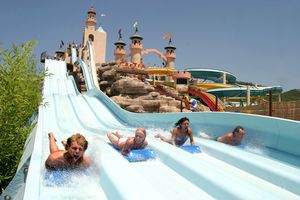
188,88,224,111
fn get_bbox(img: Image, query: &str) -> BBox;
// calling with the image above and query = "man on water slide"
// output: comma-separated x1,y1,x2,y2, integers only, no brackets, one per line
216,126,246,146
45,132,91,170
200,126,245,146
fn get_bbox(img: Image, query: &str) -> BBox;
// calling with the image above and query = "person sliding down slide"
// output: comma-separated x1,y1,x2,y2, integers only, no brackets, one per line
216,126,245,146
155,117,195,146
189,98,198,112
184,95,199,112
107,128,148,156
199,126,246,146
45,132,91,170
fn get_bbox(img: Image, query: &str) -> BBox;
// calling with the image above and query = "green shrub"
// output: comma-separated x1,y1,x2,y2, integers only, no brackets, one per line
0,41,45,191
163,81,176,88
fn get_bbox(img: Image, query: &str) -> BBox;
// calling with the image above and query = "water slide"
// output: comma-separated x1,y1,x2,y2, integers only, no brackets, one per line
207,85,283,98
188,88,224,111
86,40,100,90
2,61,300,199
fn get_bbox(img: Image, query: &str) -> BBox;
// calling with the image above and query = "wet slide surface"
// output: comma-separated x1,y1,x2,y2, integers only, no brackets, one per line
20,59,300,200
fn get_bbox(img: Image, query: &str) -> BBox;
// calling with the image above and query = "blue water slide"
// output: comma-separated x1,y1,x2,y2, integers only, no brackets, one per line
2,59,300,200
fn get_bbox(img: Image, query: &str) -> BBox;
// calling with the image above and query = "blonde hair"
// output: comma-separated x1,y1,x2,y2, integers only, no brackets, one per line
136,127,146,136
65,133,88,151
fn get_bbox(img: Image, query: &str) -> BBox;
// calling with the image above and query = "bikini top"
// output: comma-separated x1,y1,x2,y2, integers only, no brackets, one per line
174,128,189,146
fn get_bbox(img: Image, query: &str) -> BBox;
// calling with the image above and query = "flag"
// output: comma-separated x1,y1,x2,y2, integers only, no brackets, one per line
133,21,138,29
118,29,122,38
40,51,47,63
163,33,172,39
61,40,64,46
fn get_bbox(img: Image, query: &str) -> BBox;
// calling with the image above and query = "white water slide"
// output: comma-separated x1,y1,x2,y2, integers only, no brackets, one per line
2,55,300,199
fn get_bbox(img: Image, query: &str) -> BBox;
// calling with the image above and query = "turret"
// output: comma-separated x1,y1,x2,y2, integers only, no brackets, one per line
55,45,65,61
164,38,176,69
82,6,107,64
85,6,97,31
130,22,143,64
114,29,126,62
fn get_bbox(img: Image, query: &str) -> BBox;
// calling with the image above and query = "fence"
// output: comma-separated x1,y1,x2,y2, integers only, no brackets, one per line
225,100,300,121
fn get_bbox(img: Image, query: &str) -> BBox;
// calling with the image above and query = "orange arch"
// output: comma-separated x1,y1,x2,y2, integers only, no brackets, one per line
141,49,167,62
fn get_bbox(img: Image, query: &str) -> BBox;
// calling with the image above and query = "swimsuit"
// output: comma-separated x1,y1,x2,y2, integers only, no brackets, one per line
118,137,127,145
175,136,188,146
174,127,191,146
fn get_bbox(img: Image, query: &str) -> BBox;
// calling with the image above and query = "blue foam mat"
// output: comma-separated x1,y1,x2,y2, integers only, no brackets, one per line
179,145,201,153
108,143,156,162
126,149,156,162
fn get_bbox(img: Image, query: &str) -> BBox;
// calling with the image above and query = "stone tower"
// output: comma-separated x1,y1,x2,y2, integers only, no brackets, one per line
55,45,65,61
164,38,176,69
114,30,126,62
130,23,143,64
82,6,106,64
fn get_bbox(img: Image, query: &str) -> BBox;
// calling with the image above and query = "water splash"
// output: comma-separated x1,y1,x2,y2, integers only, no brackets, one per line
41,170,106,200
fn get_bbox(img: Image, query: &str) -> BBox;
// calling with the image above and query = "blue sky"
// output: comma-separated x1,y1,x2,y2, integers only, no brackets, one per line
1,0,299,91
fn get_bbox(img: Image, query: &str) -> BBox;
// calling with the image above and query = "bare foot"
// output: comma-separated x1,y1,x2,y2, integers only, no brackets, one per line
48,132,57,142
198,132,211,139
61,140,67,149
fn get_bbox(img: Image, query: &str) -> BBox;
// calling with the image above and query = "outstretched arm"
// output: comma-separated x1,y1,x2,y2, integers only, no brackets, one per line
170,129,176,145
82,156,92,169
45,154,61,170
121,139,131,156
189,129,195,145
142,140,148,148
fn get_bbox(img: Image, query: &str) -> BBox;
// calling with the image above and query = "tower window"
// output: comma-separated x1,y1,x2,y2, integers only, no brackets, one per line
177,79,187,84
89,34,94,42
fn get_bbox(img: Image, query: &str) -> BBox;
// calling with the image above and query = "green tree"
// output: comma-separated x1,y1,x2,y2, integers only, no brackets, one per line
0,41,45,191
281,89,300,101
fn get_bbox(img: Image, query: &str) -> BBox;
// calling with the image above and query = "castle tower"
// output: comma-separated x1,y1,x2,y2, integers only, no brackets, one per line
55,46,65,61
114,30,126,62
164,38,176,69
130,22,143,64
82,6,106,64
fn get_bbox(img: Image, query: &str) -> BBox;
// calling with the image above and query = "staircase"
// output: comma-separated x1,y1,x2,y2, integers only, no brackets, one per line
69,71,87,92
